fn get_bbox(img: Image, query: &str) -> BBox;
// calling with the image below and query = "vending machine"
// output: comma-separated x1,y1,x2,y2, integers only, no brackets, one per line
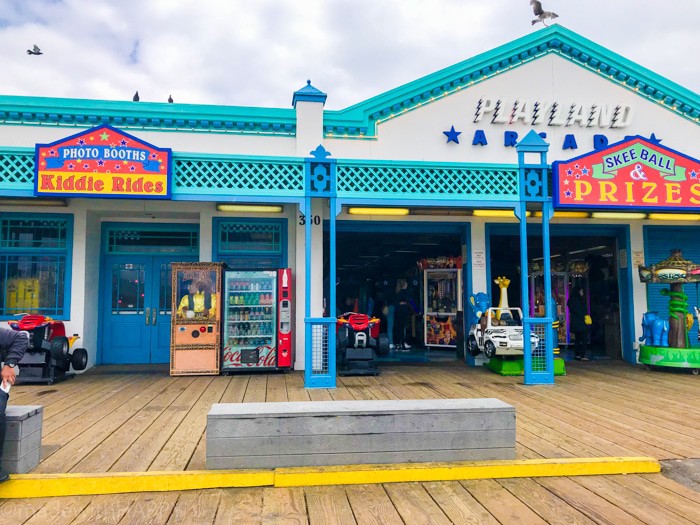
221,268,293,372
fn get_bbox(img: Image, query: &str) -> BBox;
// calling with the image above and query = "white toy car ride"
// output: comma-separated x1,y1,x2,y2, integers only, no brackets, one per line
467,307,539,358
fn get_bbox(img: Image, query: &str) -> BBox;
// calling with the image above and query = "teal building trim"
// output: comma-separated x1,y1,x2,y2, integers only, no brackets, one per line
0,95,296,136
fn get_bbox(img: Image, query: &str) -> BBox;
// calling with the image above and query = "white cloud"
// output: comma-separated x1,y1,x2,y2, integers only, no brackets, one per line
0,0,697,109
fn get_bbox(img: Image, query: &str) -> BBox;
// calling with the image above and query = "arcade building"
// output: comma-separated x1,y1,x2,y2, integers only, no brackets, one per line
0,25,698,386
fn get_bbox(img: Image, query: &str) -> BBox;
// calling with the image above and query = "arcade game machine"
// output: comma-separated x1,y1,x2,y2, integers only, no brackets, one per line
170,262,224,375
221,268,293,372
421,257,463,350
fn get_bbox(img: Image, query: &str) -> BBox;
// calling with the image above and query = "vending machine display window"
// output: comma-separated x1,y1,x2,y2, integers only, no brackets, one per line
221,268,293,372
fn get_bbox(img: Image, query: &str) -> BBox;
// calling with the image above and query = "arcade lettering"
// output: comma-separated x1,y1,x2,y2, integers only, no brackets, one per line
571,180,700,206
554,137,700,210
474,99,633,128
59,146,148,161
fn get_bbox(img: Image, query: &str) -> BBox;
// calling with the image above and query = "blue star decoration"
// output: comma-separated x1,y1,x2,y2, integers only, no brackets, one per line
443,126,461,144
648,133,662,144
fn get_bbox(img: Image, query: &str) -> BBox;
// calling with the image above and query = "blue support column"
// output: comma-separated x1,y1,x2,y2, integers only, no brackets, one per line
516,131,554,385
303,145,337,388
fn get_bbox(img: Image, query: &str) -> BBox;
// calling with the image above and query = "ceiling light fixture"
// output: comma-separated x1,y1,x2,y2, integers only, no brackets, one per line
216,204,283,213
647,213,700,221
472,209,530,218
533,211,591,219
347,207,410,216
0,198,68,207
591,212,647,220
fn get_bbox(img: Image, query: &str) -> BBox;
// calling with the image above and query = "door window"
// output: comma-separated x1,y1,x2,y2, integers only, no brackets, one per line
111,263,145,314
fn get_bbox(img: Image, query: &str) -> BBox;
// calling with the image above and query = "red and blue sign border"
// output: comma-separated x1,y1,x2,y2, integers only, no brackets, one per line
552,135,700,212
34,124,173,200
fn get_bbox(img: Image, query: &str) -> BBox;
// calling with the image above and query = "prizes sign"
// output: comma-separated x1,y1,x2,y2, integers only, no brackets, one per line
553,136,700,211
35,125,172,199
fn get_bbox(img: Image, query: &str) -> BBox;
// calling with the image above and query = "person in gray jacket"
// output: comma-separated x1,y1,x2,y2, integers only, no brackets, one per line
0,326,29,482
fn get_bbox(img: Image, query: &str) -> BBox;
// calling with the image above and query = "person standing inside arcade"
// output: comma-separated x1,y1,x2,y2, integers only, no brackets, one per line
567,285,590,361
1,326,29,482
395,278,412,350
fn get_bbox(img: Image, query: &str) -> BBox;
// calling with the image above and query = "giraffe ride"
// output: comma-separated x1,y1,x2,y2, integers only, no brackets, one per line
494,276,511,320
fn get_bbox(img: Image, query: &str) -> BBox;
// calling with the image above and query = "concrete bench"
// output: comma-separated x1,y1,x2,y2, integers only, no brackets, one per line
2,405,43,474
206,398,515,470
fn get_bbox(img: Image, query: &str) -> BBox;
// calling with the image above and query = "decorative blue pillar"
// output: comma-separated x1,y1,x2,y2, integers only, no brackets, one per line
303,145,337,388
516,130,554,385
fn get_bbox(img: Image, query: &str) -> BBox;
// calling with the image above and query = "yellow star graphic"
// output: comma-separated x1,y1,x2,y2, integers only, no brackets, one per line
123,160,129,165
99,132,110,141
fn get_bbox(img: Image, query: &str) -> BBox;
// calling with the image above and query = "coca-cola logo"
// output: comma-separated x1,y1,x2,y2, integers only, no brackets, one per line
223,345,277,367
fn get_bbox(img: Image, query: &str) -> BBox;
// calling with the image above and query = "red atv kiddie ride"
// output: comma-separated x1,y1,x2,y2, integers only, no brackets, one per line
336,312,390,376
8,313,88,384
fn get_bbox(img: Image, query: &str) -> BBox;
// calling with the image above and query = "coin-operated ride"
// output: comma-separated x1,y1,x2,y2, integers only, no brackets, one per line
336,312,390,376
8,313,88,384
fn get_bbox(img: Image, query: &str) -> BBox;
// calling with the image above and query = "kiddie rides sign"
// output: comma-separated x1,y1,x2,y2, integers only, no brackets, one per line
34,125,172,199
552,136,700,210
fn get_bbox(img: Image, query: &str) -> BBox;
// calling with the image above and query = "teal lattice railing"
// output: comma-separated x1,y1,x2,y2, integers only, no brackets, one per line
0,151,306,197
1,150,519,201
336,164,519,200
173,158,304,195
0,152,34,187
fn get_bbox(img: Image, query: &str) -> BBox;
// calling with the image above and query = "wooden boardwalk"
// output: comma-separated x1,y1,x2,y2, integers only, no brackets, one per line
2,360,698,523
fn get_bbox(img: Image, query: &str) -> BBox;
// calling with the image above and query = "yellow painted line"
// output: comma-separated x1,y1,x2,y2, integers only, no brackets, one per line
0,469,274,499
0,457,660,499
274,457,661,487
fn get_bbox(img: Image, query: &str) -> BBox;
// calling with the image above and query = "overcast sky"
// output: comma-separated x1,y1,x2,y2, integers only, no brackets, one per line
1,1,698,110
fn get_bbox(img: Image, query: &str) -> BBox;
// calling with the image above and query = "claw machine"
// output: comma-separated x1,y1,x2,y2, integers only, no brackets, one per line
221,268,293,372
422,261,462,348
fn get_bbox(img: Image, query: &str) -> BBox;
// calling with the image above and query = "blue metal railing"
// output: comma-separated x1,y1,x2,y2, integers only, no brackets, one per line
304,317,336,388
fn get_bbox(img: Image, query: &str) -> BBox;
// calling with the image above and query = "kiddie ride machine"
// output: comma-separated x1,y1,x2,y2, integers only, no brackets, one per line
638,250,700,375
8,314,88,384
336,312,390,376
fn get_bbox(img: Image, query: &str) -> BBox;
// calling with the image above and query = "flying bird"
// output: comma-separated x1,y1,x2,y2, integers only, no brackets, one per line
530,0,558,26
168,95,173,103
27,45,43,55
133,91,140,102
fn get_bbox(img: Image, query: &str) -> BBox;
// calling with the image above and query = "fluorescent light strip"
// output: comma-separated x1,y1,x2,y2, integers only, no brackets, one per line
533,211,591,219
347,207,410,216
648,213,700,221
217,204,283,213
472,209,531,218
591,212,647,220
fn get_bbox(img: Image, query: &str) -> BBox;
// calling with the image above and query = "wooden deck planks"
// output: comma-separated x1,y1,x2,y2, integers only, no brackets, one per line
344,484,404,525
2,360,699,524
304,486,357,525
460,478,550,525
166,488,221,524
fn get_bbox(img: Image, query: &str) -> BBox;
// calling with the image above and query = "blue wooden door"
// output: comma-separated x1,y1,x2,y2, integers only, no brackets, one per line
101,255,195,364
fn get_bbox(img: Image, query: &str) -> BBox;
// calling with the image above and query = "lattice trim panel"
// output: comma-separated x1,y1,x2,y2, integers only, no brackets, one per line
174,159,304,194
0,152,34,186
337,164,519,199
0,152,305,196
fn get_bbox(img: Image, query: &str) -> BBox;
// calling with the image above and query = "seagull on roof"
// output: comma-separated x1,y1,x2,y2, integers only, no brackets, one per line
27,44,43,55
133,91,140,102
530,0,558,26
168,95,173,103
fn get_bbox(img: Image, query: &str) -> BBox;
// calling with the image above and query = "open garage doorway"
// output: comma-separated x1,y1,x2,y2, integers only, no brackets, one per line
324,222,469,363
487,224,632,362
